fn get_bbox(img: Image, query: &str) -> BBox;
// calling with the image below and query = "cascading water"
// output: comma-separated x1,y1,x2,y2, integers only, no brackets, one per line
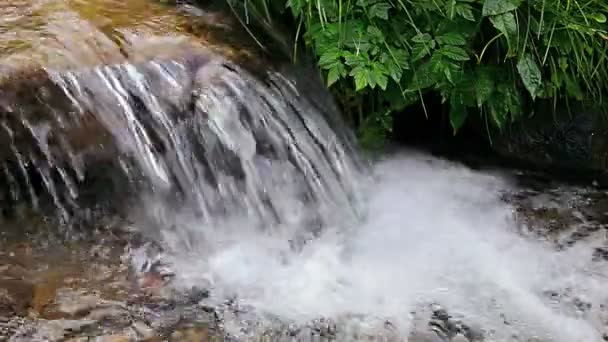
2,58,361,220
50,55,362,233
1,1,608,341
0,0,361,228
155,151,608,341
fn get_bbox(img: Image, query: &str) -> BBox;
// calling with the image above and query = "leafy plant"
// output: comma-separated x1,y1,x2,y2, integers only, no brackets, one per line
230,0,608,148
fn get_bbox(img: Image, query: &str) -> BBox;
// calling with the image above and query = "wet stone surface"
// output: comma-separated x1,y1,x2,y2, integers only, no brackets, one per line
0,219,219,341
505,170,608,250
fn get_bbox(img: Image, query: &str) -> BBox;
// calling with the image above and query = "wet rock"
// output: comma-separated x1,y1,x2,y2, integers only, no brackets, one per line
579,197,608,223
310,317,337,338
140,272,166,292
424,306,484,342
461,325,484,342
148,309,182,335
0,316,27,338
451,334,469,342
65,337,89,342
409,330,446,342
86,306,128,323
0,263,30,280
429,309,457,340
0,278,34,316
91,333,133,342
169,325,210,342
493,103,608,175
52,291,102,318
132,321,156,340
45,289,126,319
593,247,608,262
31,273,65,316
11,319,97,341
174,286,210,306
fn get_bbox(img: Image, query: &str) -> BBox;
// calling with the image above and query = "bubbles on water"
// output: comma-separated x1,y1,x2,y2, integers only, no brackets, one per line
160,151,608,341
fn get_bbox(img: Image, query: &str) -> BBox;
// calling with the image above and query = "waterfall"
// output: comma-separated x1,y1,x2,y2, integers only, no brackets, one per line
1,2,608,341
0,51,363,231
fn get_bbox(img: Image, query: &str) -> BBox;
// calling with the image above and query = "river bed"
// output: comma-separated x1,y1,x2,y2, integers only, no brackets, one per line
1,152,607,341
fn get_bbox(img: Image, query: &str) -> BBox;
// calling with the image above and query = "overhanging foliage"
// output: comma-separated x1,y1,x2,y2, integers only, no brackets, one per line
231,0,608,148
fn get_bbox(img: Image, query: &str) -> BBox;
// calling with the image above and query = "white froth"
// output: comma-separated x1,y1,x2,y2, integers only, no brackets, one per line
162,152,608,341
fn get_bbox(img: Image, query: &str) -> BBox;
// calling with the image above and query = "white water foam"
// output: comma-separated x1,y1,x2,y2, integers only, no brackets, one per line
160,152,608,341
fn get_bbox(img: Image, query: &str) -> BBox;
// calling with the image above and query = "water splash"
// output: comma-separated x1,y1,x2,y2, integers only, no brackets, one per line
160,152,608,341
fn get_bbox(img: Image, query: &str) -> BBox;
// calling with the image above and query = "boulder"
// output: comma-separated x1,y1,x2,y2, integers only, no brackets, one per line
0,0,256,222
0,52,209,219
492,101,608,178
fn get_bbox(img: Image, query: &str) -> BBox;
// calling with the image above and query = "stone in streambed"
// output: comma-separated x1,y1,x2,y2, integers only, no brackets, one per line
11,319,97,342
0,278,34,316
593,247,608,262
86,306,128,322
30,271,66,316
44,289,126,319
451,334,470,342
408,330,446,342
64,337,89,342
132,321,156,340
169,325,211,342
92,335,132,342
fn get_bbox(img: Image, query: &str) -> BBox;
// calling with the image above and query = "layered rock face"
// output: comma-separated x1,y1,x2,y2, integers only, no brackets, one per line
0,1,361,229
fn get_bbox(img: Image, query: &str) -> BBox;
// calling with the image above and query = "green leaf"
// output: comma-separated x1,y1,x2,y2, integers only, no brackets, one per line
367,69,377,88
408,62,436,91
412,33,433,43
343,52,368,67
369,2,392,20
430,53,445,73
382,53,404,82
327,63,344,87
444,67,454,84
450,101,468,134
441,45,470,61
351,66,370,91
455,3,475,21
382,82,419,111
489,12,518,55
516,54,542,99
286,0,305,17
436,33,467,46
318,48,341,69
489,106,507,129
374,67,389,90
342,22,372,52
412,41,436,61
564,74,584,100
358,119,387,150
590,13,607,24
488,97,508,129
367,25,385,41
391,49,410,69
474,69,495,107
482,0,522,16
498,83,522,119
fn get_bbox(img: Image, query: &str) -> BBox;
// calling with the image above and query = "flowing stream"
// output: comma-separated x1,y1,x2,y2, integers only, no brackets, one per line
1,1,608,341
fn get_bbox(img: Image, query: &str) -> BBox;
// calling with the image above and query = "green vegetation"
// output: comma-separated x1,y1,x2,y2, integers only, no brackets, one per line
230,0,608,148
